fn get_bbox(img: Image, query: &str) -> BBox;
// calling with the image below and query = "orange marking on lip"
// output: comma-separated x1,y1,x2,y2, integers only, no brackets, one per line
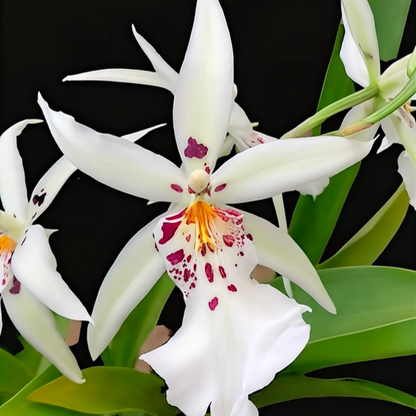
0,234,16,256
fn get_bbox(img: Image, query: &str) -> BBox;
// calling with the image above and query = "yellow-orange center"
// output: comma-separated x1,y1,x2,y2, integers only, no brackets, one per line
185,200,218,252
0,234,16,256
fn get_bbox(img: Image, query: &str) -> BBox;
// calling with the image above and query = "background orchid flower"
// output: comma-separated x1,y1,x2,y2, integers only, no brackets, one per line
0,120,92,383
38,0,374,413
340,0,416,208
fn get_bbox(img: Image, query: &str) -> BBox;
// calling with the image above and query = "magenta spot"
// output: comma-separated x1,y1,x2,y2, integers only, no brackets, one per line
188,186,196,194
205,263,214,283
190,282,196,289
193,263,197,272
9,277,21,295
184,137,208,159
186,234,191,242
208,297,219,311
222,235,235,247
225,208,241,217
214,184,226,192
257,137,265,144
32,192,46,206
239,251,244,256
205,166,211,174
228,284,237,292
159,221,181,245
170,184,183,193
184,269,191,282
219,266,226,278
246,233,253,241
1,278,5,286
201,243,207,257
186,254,192,263
166,249,185,265
166,208,187,221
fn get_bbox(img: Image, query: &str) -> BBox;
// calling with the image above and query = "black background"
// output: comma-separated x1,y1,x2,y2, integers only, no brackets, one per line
0,1,415,415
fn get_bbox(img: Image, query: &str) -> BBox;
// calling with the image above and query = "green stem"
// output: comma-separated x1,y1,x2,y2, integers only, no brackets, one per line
281,85,379,139
363,70,416,124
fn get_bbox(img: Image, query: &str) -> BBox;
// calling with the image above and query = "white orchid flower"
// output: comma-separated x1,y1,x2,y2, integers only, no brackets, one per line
64,8,327,200
0,120,93,383
40,0,373,414
341,0,416,208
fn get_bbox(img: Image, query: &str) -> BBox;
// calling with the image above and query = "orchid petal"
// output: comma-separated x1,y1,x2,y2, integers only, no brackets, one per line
11,224,91,322
211,136,373,204
64,26,178,93
121,123,166,142
88,213,167,360
378,116,401,153
242,210,335,313
38,93,187,204
145,204,310,416
340,0,380,86
297,177,330,199
0,120,42,222
398,151,416,209
27,157,76,224
2,284,84,383
379,54,412,99
173,0,233,174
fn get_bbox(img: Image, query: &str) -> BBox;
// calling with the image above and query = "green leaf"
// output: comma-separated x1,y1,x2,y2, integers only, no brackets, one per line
289,163,360,265
252,375,416,409
270,266,416,374
27,367,178,416
0,348,32,404
289,25,358,266
15,337,45,377
0,365,93,416
103,273,174,368
318,183,409,269
368,0,412,61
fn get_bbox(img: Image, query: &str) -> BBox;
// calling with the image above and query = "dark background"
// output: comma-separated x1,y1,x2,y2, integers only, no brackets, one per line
0,0,415,415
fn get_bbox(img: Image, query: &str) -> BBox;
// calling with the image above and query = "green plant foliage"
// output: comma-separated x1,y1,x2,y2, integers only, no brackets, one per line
102,273,174,368
270,266,416,374
252,375,416,409
27,367,178,416
0,348,32,404
0,365,92,416
319,184,409,269
368,0,412,61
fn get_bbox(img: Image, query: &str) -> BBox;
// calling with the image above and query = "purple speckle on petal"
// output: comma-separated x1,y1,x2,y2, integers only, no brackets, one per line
32,192,46,206
184,137,208,159
208,297,219,311
205,263,214,283
171,184,184,193
166,249,185,265
214,184,226,192
159,221,182,245
9,276,21,295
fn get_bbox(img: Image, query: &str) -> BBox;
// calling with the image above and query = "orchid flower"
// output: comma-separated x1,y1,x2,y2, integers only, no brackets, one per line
39,0,373,414
0,120,92,383
340,0,416,207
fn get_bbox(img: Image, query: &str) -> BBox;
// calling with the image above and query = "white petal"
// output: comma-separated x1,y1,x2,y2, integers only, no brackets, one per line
297,177,330,199
88,214,167,360
211,136,373,204
11,224,91,322
146,203,310,416
228,103,254,138
379,54,412,99
242,210,335,313
340,1,379,86
38,94,187,204
121,123,166,142
64,26,178,93
398,151,416,209
173,0,234,174
2,285,84,383
27,157,76,224
378,117,401,153
0,120,42,222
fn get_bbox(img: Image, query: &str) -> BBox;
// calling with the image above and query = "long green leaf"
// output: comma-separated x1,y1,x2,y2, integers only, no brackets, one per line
270,266,416,374
0,365,93,416
27,367,177,416
252,375,416,409
368,0,412,62
0,349,32,404
319,183,409,269
288,25,357,265
103,273,174,368
289,163,360,265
